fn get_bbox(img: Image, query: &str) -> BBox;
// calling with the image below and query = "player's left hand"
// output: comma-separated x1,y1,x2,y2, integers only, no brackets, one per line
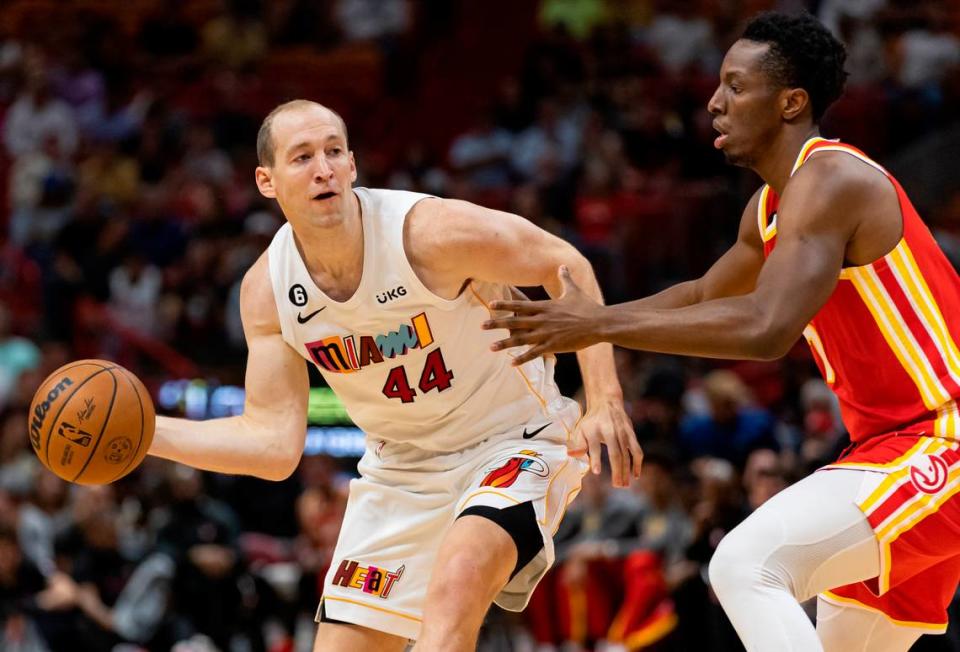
483,266,604,365
569,400,642,488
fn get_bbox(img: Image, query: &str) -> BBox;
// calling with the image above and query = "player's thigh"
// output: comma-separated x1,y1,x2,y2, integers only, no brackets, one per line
816,597,922,652
314,621,409,652
711,468,881,600
426,512,518,601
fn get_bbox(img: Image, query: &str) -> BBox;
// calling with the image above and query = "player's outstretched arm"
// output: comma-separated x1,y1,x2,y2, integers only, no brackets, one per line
485,155,873,363
481,187,766,357
406,198,641,487
149,253,309,480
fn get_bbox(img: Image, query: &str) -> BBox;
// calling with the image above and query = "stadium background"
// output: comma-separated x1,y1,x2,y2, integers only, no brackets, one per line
0,0,958,650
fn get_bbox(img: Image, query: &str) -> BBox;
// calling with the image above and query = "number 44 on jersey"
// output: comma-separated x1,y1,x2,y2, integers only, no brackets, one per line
382,349,454,403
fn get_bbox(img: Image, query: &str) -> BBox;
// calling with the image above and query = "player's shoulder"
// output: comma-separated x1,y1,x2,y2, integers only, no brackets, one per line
779,147,894,237
240,251,281,334
406,196,494,241
791,147,889,200
362,186,436,214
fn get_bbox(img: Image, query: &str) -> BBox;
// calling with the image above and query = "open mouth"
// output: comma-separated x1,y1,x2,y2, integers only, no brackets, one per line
713,122,729,149
313,191,337,201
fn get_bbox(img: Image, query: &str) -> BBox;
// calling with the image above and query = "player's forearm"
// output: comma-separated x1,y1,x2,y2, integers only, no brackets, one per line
150,414,304,481
615,280,702,311
597,294,796,361
575,343,623,406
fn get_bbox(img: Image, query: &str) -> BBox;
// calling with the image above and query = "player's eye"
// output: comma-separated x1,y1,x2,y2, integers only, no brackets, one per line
329,147,342,156
295,153,311,162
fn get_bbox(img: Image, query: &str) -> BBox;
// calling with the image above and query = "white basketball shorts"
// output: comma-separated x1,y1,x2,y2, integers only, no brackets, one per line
316,399,586,640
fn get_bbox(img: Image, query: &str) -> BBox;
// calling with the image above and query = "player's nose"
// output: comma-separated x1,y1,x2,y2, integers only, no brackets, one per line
312,158,334,181
707,86,724,115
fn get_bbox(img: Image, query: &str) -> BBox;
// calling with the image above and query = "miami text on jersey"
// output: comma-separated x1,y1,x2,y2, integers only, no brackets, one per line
304,312,434,374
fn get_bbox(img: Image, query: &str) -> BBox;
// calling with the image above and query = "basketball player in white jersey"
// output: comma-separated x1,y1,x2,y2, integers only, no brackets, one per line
146,99,641,651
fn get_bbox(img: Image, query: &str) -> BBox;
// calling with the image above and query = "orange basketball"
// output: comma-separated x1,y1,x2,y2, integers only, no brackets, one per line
28,360,155,485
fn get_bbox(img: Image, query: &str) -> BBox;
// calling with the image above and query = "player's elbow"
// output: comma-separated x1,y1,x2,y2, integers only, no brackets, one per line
255,427,304,481
748,319,798,361
258,448,302,481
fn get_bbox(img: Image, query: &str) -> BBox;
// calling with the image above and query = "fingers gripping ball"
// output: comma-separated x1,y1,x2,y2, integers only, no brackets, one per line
28,360,155,485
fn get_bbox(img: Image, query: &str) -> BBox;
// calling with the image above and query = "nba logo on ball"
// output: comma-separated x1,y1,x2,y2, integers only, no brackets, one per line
104,437,134,464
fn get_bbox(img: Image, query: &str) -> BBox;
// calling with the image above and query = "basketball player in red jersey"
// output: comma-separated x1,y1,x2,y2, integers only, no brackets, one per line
484,11,960,651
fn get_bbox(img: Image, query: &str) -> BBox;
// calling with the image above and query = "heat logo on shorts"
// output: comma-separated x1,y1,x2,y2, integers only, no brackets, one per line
910,453,950,495
330,559,404,599
480,450,550,488
304,313,434,374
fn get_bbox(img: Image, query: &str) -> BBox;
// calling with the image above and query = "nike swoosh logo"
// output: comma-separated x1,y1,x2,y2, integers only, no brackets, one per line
522,423,550,439
296,307,326,324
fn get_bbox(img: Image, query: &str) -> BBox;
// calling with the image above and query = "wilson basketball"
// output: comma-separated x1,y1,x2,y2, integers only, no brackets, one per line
28,360,155,485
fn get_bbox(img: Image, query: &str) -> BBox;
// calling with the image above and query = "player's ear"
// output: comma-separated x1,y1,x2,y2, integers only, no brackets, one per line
782,87,809,122
255,166,277,198
349,151,357,183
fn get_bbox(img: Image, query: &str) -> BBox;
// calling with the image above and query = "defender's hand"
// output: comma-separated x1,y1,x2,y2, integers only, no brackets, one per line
483,266,604,365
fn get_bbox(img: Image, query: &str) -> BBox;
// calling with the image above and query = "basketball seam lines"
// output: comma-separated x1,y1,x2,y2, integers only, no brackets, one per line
71,369,119,483
112,368,146,483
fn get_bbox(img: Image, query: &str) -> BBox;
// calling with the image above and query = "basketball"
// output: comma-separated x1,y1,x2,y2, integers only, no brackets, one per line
28,360,155,485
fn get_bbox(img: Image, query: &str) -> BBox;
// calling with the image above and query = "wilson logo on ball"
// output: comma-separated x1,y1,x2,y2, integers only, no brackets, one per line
29,377,74,451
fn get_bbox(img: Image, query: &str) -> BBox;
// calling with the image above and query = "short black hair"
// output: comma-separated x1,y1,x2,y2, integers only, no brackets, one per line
742,12,848,122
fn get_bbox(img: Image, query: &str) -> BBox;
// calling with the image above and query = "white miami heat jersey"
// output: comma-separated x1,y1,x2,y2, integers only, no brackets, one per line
267,187,579,452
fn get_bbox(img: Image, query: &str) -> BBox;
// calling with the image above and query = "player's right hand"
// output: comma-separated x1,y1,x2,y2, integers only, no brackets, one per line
568,400,643,488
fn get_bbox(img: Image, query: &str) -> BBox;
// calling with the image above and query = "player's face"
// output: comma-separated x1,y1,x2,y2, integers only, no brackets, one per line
257,106,357,226
708,40,784,168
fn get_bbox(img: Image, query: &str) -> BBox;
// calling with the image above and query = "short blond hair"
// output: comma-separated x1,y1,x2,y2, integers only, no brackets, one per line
256,100,349,167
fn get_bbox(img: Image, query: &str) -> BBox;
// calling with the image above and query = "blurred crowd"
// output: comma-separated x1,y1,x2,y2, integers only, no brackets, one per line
0,0,958,650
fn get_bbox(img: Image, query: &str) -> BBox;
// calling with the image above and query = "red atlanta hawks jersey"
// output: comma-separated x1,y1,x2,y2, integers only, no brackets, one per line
761,137,960,443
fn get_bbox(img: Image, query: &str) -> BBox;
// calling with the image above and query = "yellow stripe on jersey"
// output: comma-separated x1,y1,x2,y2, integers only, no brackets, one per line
756,185,771,241
858,438,946,513
790,137,829,175
807,145,887,175
757,184,778,242
763,217,778,242
802,325,835,384
889,242,960,389
877,458,960,544
844,437,931,476
848,265,951,410
936,401,960,438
